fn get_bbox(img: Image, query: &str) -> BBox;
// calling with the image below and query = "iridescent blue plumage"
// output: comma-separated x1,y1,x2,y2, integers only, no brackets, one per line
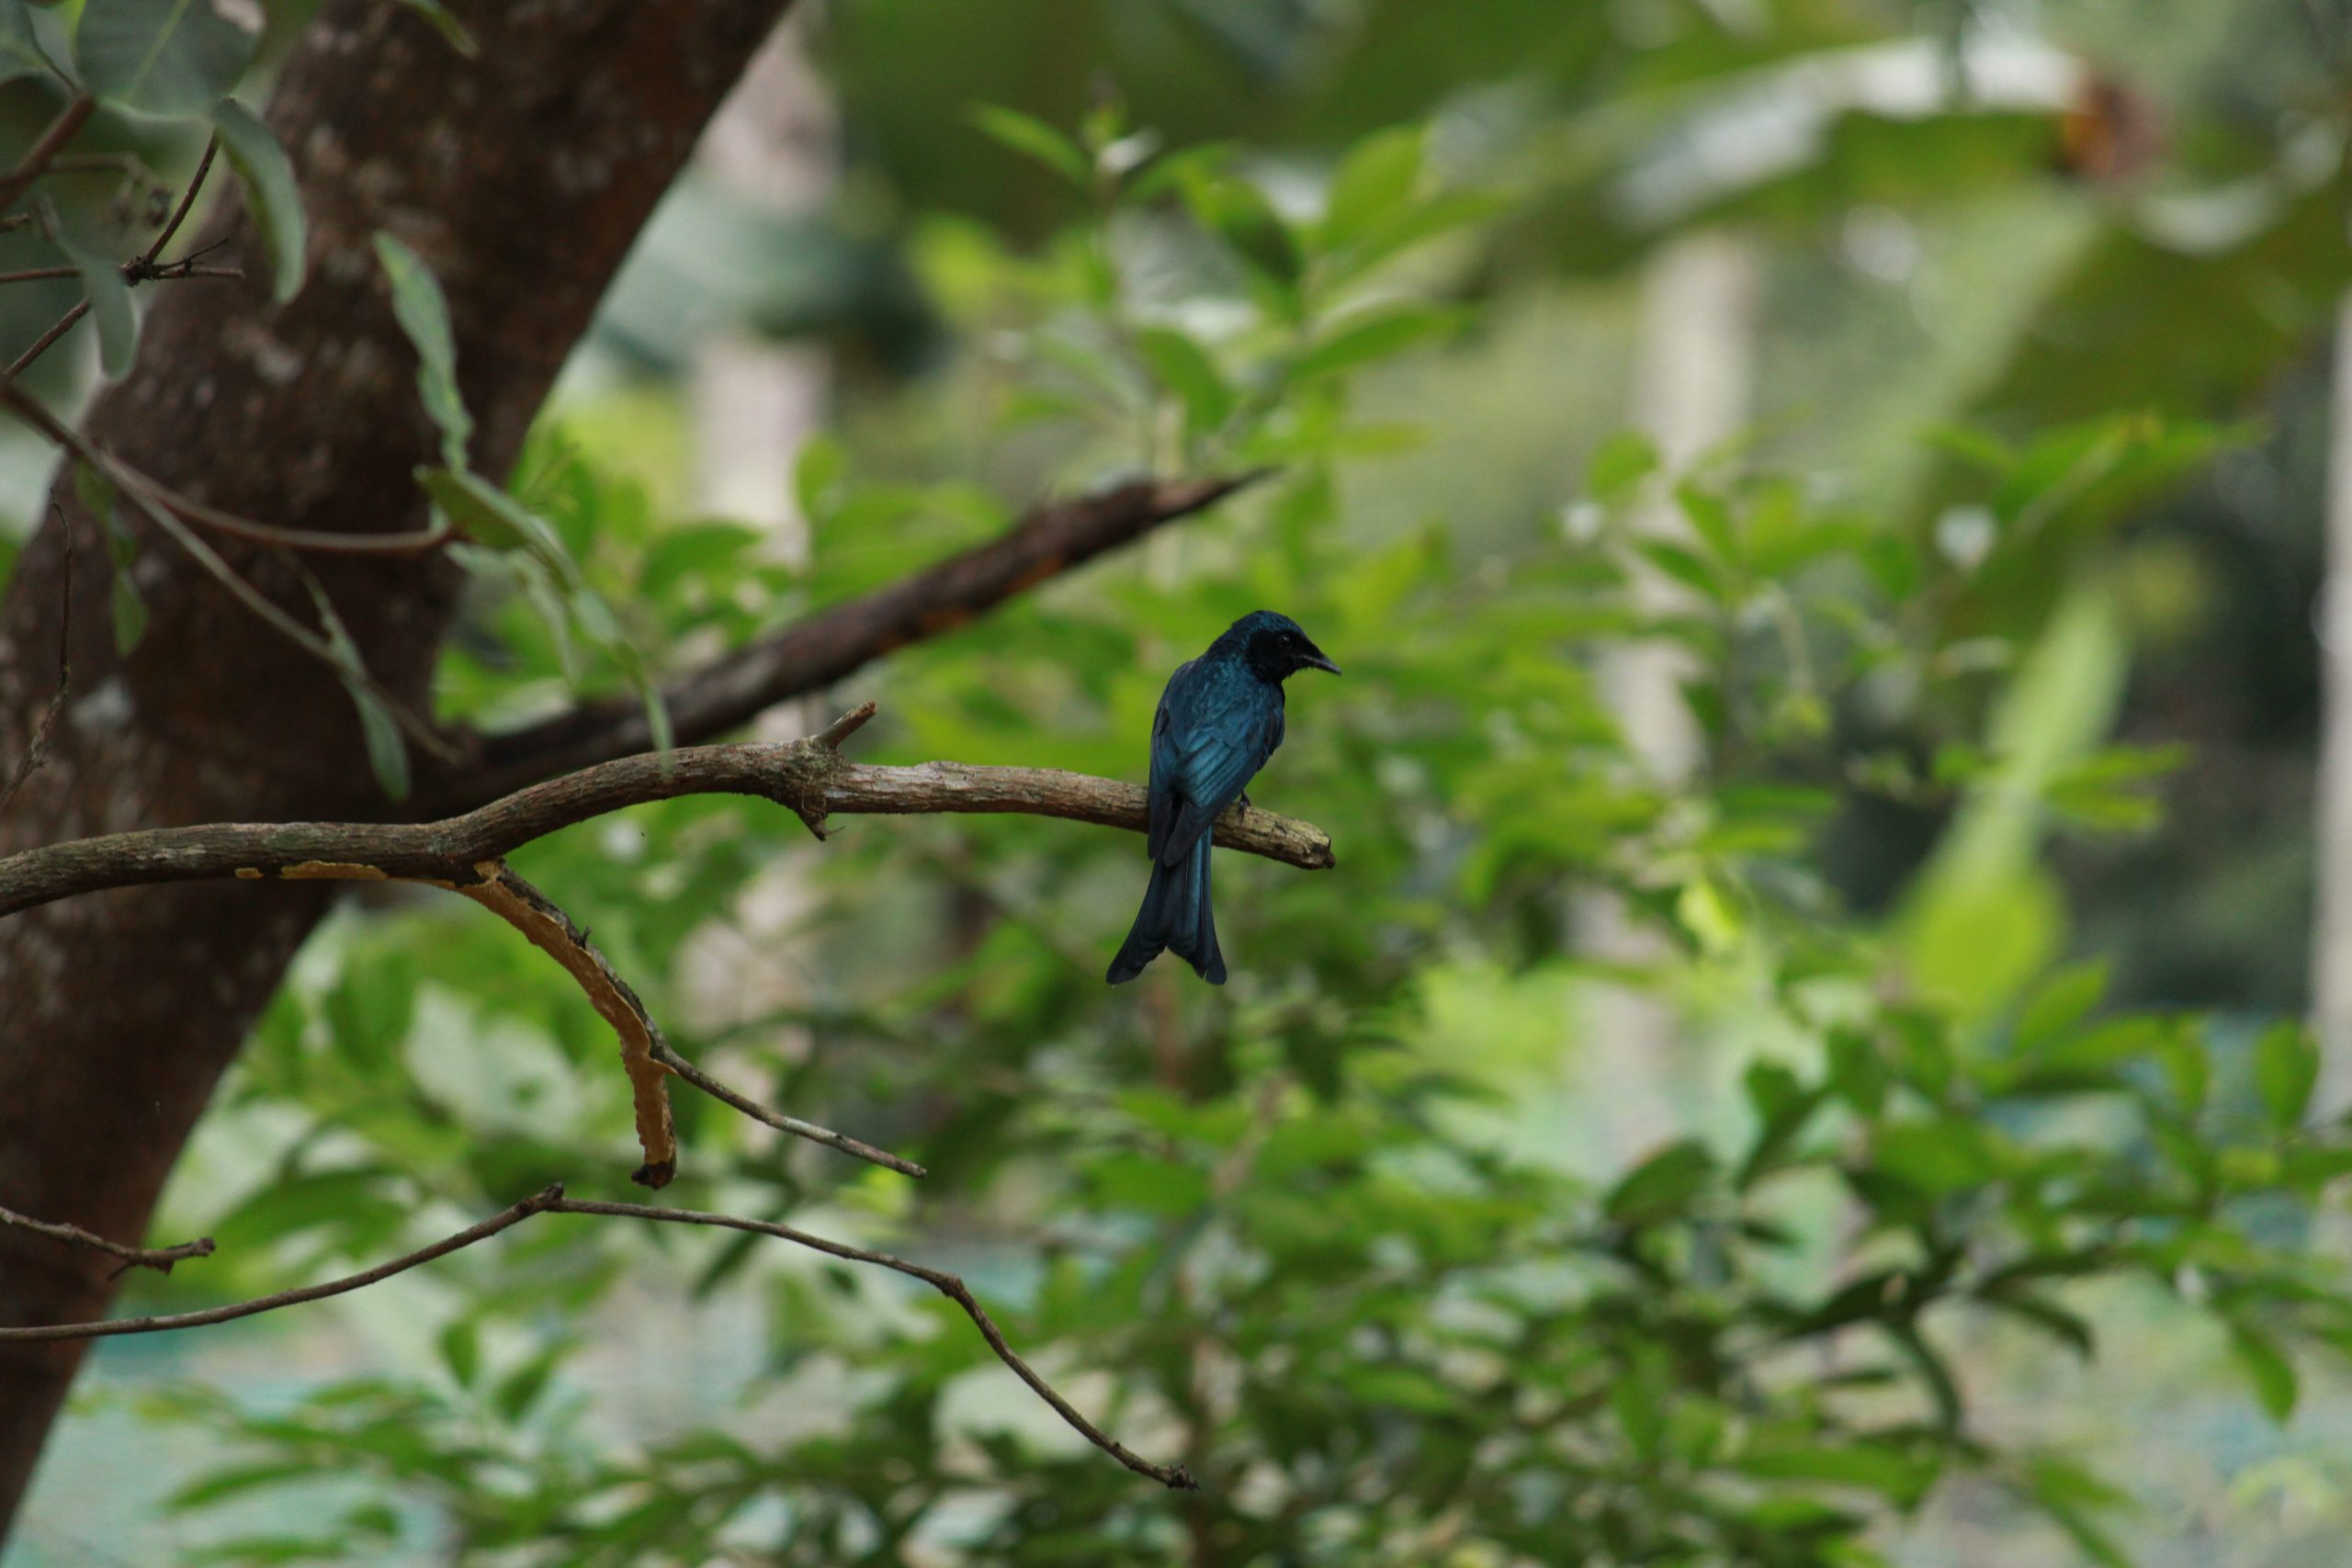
1107,611,1339,986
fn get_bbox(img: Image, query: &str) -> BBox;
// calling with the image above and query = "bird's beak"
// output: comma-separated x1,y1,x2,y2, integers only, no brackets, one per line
1302,648,1341,676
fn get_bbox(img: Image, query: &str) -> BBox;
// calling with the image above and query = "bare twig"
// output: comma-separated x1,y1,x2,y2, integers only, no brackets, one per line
0,94,96,216
0,1201,213,1277
0,513,70,816
651,1040,927,1179
0,261,242,288
554,1198,1196,1490
4,299,87,378
2,143,244,385
138,468,451,557
456,472,1269,805
0,701,1335,919
0,1185,1193,1489
0,1187,563,1342
0,380,459,759
141,135,218,267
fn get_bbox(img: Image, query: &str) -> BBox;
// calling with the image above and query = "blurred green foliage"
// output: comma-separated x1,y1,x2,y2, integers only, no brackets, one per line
10,0,2352,1563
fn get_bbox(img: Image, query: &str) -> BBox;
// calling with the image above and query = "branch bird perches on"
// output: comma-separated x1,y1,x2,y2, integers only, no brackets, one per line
0,702,1325,1494
0,700,1334,1184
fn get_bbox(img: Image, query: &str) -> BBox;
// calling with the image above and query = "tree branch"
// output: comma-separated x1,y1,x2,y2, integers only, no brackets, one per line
650,1040,926,1179
139,135,218,268
556,1198,1195,1490
0,701,1335,919
447,472,1268,807
0,1187,564,1342
458,863,681,1189
0,1186,1195,1490
0,1201,213,1277
0,95,96,217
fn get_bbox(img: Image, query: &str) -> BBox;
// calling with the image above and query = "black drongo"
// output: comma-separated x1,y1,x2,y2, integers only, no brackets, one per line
1106,610,1339,986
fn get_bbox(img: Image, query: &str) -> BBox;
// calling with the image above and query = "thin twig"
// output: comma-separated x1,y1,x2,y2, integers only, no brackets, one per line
0,94,96,216
0,380,458,761
556,1198,1196,1488
0,1187,563,1342
458,472,1270,804
0,512,70,816
0,701,1335,919
4,299,87,378
0,1187,1194,1489
651,1041,927,1179
0,1200,214,1276
0,261,233,288
141,135,218,267
140,468,450,556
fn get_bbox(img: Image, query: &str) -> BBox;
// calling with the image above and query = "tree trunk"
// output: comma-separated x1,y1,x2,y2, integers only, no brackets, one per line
2313,293,2352,1113
0,0,791,1532
1574,231,1758,1157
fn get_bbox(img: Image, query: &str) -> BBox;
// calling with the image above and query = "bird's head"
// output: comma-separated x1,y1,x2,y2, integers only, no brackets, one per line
1232,611,1341,683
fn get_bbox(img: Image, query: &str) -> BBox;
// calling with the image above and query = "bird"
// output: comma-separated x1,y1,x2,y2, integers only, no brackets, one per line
1106,610,1340,986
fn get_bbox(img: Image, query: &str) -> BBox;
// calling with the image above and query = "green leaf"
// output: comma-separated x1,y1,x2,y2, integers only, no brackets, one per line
419,468,575,584
1676,483,1740,568
1287,304,1461,384
48,204,136,377
1871,1119,2001,1198
493,1348,561,1423
2226,1317,2297,1422
167,1461,332,1512
391,0,475,55
1587,430,1658,504
969,103,1091,189
1319,189,1505,293
1179,165,1301,297
1604,1138,1716,1224
209,98,304,302
2014,960,2109,1056
2020,1457,2135,1568
299,570,410,801
75,0,258,118
2252,1020,2318,1133
0,0,59,83
1134,325,1231,434
1320,126,1422,252
793,432,847,526
1736,1444,1937,1506
373,231,470,468
438,1319,479,1389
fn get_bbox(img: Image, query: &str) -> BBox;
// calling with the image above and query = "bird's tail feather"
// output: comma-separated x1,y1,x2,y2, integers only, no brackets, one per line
1106,836,1226,985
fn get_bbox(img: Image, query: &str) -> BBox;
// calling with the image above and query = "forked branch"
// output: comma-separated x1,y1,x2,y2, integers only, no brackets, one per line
0,701,1335,919
0,1185,1196,1490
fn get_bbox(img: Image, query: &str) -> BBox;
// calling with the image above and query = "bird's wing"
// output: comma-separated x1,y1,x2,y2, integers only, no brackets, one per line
1158,676,1282,865
1144,666,1191,863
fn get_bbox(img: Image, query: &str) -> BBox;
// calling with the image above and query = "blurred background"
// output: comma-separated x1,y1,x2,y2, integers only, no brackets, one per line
6,0,2352,1562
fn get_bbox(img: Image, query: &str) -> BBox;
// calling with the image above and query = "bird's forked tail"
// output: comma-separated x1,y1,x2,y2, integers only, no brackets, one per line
1106,834,1226,985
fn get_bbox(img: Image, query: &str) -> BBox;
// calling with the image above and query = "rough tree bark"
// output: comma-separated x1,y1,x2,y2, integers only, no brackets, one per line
0,0,795,1529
